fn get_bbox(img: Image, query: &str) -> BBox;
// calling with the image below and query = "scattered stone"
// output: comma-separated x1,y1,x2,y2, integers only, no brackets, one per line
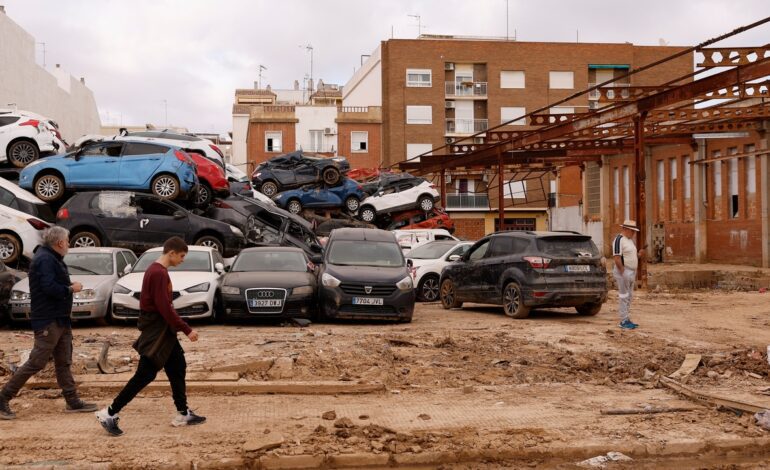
243,434,284,453
267,357,294,379
313,425,327,434
322,410,337,420
371,441,385,451
335,428,352,438
643,368,656,380
410,445,422,453
707,371,720,379
358,414,370,420
335,417,355,428
418,413,431,420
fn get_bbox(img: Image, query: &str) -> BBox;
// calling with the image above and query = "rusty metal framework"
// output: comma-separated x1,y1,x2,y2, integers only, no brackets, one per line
396,17,770,283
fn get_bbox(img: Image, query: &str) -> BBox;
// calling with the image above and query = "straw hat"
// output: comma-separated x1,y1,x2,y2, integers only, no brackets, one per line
620,219,640,232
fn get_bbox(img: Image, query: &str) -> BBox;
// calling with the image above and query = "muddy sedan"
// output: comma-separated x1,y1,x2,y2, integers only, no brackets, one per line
219,247,317,321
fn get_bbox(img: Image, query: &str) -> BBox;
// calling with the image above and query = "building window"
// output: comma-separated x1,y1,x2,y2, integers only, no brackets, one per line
657,160,665,201
585,162,601,216
670,158,678,201
713,152,722,197
613,167,620,205
683,156,691,200
728,148,739,218
406,69,432,87
406,105,432,125
265,131,282,153
623,166,630,220
406,143,433,162
504,180,526,199
549,71,574,89
500,107,526,126
500,70,525,89
351,131,368,153
309,130,323,152
456,178,476,194
746,144,756,194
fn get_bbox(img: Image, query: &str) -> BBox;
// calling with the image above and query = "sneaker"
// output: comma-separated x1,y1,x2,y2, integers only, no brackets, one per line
0,395,15,420
95,408,123,436
65,399,98,413
171,409,206,427
619,319,637,330
628,320,639,328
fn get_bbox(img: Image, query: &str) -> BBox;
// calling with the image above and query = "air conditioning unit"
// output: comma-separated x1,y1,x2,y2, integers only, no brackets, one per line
323,127,336,135
474,137,484,144
445,174,452,184
445,137,454,144
445,101,455,109
482,173,489,182
445,62,455,71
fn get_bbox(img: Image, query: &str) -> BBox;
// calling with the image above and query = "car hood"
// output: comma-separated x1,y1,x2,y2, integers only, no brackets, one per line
11,274,114,294
223,271,315,289
324,264,409,283
117,271,219,292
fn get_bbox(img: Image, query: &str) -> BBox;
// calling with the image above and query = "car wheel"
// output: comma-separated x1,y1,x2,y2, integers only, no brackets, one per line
34,174,65,202
8,140,39,168
418,195,435,212
261,181,278,197
195,183,212,207
70,231,101,248
95,301,113,327
287,199,302,214
576,302,603,316
359,206,376,223
195,235,223,253
439,278,463,309
0,233,21,264
418,275,441,302
322,167,341,186
344,196,360,213
151,174,180,200
208,295,222,324
503,282,530,319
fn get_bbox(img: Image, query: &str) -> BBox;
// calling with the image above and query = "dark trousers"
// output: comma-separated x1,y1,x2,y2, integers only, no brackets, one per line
1,322,78,402
110,342,187,414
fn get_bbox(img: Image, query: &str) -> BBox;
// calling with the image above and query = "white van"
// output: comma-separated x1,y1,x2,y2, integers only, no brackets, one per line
392,229,459,253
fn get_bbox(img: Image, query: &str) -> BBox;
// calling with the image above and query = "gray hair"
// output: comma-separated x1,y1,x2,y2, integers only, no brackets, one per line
42,226,70,247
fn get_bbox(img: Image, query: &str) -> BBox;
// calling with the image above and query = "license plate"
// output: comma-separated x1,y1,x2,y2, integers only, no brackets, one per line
352,297,384,306
249,299,283,308
566,265,590,272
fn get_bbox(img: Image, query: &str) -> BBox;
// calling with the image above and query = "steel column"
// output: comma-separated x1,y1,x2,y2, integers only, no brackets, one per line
498,147,505,231
633,113,648,287
440,170,446,208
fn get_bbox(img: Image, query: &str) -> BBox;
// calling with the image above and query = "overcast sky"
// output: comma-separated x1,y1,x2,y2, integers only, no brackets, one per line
4,0,769,135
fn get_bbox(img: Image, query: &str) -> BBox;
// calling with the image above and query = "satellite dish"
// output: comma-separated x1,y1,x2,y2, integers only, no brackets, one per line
658,38,670,46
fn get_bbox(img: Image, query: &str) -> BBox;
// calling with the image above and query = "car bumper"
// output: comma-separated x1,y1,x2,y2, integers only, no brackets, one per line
321,286,415,321
523,286,608,308
9,300,108,321
222,292,313,319
112,292,214,320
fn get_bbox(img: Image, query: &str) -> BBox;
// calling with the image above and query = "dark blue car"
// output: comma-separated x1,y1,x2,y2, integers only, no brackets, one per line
272,178,365,215
18,140,198,203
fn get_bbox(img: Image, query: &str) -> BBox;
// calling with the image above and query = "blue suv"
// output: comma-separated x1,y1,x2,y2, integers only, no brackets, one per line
272,178,366,214
19,140,198,202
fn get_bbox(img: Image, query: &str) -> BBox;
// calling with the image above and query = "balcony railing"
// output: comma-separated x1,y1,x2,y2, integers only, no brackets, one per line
445,81,488,97
587,83,631,100
445,118,488,134
445,194,490,209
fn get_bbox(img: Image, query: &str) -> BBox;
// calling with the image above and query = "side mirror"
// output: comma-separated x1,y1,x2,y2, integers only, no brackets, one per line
311,254,323,265
448,255,461,262
173,211,186,220
310,243,323,253
124,264,132,275
406,259,414,268
215,262,224,274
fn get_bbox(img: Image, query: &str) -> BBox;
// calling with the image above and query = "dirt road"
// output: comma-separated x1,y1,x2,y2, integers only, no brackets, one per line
3,289,770,468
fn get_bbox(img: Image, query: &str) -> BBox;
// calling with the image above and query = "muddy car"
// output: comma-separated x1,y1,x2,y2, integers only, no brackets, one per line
251,151,350,196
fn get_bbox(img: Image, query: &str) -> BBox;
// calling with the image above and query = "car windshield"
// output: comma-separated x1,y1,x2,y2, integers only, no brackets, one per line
232,251,307,272
406,241,458,259
536,237,599,257
327,240,403,267
16,199,55,223
64,253,113,275
132,251,211,272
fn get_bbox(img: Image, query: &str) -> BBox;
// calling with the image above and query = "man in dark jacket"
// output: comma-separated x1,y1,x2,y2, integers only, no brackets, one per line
96,236,204,436
0,226,97,420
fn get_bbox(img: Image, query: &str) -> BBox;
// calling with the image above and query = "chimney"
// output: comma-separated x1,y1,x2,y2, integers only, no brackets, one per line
266,84,272,92
294,80,299,90
254,81,258,89
80,77,85,84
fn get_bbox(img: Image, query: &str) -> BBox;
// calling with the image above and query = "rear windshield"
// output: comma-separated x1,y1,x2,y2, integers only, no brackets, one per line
406,241,457,259
327,240,403,267
536,237,599,257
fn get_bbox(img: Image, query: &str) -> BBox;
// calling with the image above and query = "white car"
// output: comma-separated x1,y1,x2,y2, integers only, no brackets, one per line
394,228,459,253
114,130,225,169
9,247,137,324
226,163,275,205
0,192,50,264
0,109,66,168
0,177,55,224
404,240,473,301
358,179,440,223
111,246,225,321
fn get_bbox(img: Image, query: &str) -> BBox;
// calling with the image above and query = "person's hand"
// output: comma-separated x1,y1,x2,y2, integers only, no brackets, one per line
71,282,83,293
638,249,646,258
187,330,199,342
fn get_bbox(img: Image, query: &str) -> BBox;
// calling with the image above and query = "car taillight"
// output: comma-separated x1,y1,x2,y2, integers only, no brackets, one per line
175,150,192,165
57,208,70,220
357,184,363,190
212,200,232,209
523,256,551,269
209,144,224,158
430,184,436,188
244,183,251,190
27,218,49,230
19,119,41,128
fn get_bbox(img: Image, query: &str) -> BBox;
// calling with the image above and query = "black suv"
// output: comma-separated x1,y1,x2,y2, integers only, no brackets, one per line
439,231,607,318
251,151,350,197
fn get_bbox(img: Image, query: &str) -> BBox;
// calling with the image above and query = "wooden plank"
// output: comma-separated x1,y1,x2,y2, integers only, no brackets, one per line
660,376,767,414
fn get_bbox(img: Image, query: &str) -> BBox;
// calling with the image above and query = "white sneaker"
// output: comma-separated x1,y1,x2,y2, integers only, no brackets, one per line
171,409,206,427
95,408,123,436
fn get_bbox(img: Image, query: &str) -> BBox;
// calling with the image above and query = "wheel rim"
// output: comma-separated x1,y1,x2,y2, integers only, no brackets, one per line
196,186,209,205
0,238,15,260
362,209,374,222
200,239,220,251
441,281,454,306
36,176,61,199
504,285,520,316
323,170,338,184
346,198,360,212
73,236,96,248
288,201,301,214
262,183,277,196
11,142,36,165
154,177,177,198
420,198,433,211
422,277,440,301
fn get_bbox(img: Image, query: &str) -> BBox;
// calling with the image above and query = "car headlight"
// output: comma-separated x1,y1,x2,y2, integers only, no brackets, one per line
321,273,341,287
11,290,30,301
230,225,243,236
396,276,414,291
74,289,96,300
221,285,240,295
255,172,262,178
186,282,210,293
292,286,313,296
113,284,130,294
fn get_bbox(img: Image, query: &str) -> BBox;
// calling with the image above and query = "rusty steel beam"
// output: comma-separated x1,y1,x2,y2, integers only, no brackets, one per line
696,46,770,67
498,147,505,231
634,113,648,288
650,120,764,136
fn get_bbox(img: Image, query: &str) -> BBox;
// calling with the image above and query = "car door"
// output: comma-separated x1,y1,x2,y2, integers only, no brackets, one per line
293,158,320,186
269,162,297,187
455,238,491,301
119,142,168,188
135,195,190,249
67,142,123,188
480,236,522,299
0,116,21,156
90,192,141,250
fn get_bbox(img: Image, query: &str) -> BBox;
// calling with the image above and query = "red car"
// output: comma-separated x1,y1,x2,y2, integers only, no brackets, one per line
386,208,455,232
189,152,230,206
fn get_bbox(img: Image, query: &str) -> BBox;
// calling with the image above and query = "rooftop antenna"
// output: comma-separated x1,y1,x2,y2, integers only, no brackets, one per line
258,64,267,89
504,0,509,40
299,44,314,102
408,14,424,37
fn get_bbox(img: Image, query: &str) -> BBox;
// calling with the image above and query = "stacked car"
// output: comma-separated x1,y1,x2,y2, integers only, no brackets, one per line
0,108,65,168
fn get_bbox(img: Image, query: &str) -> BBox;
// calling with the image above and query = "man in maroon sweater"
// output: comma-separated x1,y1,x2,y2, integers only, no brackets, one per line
96,236,205,436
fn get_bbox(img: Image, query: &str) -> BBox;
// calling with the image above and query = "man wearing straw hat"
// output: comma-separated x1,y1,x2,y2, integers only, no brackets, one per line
612,220,644,330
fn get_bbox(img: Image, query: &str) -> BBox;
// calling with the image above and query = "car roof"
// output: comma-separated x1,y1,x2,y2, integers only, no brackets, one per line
493,230,589,238
329,228,397,242
238,247,305,254
0,177,46,204
67,247,129,255
143,246,216,254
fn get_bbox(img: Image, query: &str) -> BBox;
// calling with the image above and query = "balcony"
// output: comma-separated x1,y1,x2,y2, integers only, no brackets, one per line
445,81,488,98
587,83,631,101
445,193,490,210
445,118,488,135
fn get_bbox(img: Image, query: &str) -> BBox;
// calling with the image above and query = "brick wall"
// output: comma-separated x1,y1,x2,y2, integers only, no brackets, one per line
246,122,297,171
663,222,695,262
706,219,762,266
337,122,382,169
557,165,581,207
452,217,486,240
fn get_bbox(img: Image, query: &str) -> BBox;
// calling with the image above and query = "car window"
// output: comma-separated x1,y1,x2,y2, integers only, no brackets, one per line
0,187,17,209
82,142,123,157
536,237,599,256
397,183,414,192
446,244,471,259
138,197,177,217
123,142,168,156
468,239,491,261
124,250,137,265
95,193,137,217
327,240,403,267
0,116,20,127
381,186,397,196
64,253,114,275
116,252,128,275
488,236,528,258
411,213,427,223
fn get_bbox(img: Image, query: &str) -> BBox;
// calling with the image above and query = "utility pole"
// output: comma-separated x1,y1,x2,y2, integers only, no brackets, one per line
408,14,423,37
505,0,509,40
299,44,314,101
258,64,267,89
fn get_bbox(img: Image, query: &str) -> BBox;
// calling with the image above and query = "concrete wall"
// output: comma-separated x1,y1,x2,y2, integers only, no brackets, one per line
551,205,604,253
231,114,249,166
295,106,338,153
342,45,382,107
0,10,100,142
